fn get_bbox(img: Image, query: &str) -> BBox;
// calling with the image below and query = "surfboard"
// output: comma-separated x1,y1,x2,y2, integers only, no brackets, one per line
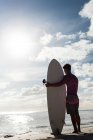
47,59,66,135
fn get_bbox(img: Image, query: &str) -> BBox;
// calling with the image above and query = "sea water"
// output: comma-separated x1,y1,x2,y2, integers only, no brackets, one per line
0,110,93,135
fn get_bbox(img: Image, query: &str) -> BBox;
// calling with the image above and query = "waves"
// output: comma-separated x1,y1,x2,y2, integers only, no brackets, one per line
0,110,93,135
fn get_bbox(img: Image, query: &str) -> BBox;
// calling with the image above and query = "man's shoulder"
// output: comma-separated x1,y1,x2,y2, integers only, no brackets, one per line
71,74,78,80
64,73,78,80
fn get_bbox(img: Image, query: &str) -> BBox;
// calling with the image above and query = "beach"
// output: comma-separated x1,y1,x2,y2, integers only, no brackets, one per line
0,127,93,140
0,111,93,140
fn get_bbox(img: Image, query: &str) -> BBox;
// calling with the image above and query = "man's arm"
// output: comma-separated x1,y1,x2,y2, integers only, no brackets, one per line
46,76,66,87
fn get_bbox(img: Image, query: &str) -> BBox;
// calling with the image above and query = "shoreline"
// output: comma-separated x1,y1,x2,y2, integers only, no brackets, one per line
0,127,93,140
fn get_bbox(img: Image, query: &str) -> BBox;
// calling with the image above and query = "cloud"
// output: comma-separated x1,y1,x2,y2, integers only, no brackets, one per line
0,85,47,112
0,25,93,111
79,98,93,110
21,85,46,96
35,39,93,62
73,63,93,77
0,0,93,112
55,31,89,42
55,32,76,40
79,78,93,89
0,81,10,89
79,0,93,37
78,84,93,110
40,33,53,45
78,31,87,39
36,46,84,62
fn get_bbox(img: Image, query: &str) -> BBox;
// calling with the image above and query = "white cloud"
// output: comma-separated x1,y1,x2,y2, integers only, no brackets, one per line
21,85,46,96
0,3,93,112
36,46,86,62
73,63,93,77
55,31,89,42
6,71,28,82
55,32,76,40
78,31,87,39
35,39,93,62
0,24,93,111
0,85,47,112
79,0,93,37
79,0,93,19
40,33,53,45
65,41,72,44
79,98,93,110
0,81,10,89
79,78,93,89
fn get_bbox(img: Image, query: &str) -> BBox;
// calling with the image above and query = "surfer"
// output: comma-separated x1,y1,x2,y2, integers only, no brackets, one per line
46,64,81,134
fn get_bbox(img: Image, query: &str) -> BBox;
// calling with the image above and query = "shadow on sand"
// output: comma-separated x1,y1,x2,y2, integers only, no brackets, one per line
37,133,93,140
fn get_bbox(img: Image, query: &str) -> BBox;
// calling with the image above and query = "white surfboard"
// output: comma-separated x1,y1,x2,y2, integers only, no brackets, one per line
47,59,66,134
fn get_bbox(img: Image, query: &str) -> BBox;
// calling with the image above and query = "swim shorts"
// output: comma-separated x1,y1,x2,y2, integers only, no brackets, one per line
66,95,79,114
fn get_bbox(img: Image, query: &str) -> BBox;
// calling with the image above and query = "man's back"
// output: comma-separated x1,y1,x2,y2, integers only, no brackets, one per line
63,73,78,96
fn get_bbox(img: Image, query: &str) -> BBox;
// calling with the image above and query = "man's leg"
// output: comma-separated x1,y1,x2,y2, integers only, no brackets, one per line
67,103,78,133
75,110,81,132
70,114,78,133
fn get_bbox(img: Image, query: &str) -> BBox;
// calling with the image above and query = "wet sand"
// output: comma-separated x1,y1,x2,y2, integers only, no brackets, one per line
0,127,93,140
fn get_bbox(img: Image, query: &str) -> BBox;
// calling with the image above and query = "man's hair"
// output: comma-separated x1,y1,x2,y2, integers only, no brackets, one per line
63,64,71,71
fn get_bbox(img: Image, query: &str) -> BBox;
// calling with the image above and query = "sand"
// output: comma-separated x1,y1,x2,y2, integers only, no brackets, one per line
0,127,93,140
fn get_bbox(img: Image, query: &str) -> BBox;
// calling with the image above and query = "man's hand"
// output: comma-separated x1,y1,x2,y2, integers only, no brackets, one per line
42,79,46,84
42,79,52,87
45,83,52,87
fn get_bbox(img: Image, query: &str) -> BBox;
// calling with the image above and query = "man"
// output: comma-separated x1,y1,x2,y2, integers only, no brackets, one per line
46,64,81,133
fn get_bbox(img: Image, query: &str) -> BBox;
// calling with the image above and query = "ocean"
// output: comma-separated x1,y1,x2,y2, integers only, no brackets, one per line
0,110,93,136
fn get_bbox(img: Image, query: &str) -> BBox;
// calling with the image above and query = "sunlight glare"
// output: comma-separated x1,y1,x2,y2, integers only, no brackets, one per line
4,26,34,59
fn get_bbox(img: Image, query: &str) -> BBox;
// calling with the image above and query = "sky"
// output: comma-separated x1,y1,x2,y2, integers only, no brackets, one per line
0,0,93,113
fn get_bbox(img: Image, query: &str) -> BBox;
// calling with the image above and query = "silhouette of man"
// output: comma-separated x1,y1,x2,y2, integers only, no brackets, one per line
46,64,81,133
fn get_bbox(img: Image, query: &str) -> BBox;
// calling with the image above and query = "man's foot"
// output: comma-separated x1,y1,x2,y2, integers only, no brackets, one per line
72,130,78,134
78,129,81,133
78,131,81,133
51,132,55,135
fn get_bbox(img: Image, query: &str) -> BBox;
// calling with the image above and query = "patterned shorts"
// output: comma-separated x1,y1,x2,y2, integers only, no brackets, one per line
66,95,79,114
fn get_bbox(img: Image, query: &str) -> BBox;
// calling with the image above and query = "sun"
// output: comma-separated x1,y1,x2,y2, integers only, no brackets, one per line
4,26,32,59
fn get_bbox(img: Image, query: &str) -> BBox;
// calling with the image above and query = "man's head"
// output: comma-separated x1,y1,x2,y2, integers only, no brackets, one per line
63,64,71,74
